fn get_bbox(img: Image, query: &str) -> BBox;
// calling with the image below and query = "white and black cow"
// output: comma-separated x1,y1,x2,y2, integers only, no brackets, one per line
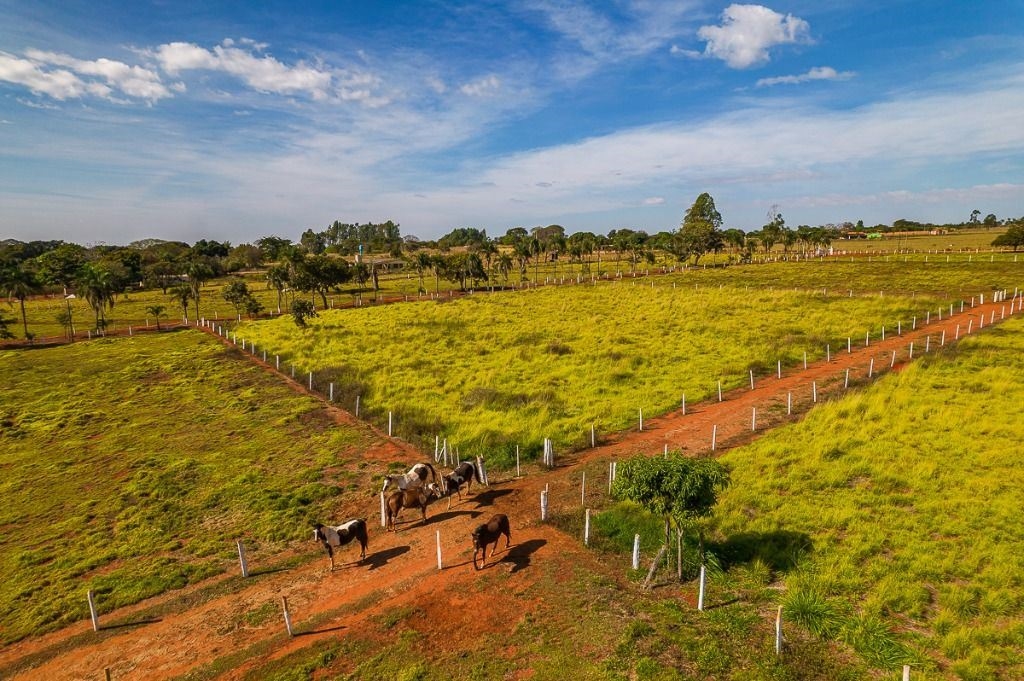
313,519,368,570
440,460,483,510
381,462,438,494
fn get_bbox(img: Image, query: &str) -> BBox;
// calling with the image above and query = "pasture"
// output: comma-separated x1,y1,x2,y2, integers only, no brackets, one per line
0,331,376,643
233,261,1020,467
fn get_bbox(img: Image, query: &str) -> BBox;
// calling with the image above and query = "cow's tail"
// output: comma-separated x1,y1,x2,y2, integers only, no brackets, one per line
473,461,483,484
424,462,438,484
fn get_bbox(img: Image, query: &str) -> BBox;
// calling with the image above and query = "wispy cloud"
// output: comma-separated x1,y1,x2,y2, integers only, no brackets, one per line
697,4,811,69
756,66,855,87
460,74,500,96
23,48,174,101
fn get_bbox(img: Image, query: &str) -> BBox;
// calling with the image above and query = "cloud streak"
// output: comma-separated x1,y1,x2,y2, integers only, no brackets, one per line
756,66,855,87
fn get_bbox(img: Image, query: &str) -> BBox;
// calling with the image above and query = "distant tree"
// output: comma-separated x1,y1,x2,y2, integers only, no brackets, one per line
169,283,192,322
146,304,166,330
0,259,42,340
293,254,352,308
291,299,318,328
185,258,216,320
299,228,327,255
970,209,981,225
257,235,294,262
75,262,118,332
222,279,257,319
613,455,730,587
265,264,290,313
192,239,231,258
677,193,724,265
992,222,1024,251
983,213,998,227
35,243,86,294
227,243,263,271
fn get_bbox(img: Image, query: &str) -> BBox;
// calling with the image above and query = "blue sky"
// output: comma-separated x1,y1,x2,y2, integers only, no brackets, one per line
1,1,1022,245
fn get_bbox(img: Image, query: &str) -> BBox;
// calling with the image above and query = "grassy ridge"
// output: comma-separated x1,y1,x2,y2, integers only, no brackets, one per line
715,317,1024,678
236,279,955,467
0,331,373,643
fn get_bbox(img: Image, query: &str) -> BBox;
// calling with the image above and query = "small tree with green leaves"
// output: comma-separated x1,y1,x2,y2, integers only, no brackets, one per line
613,454,730,588
291,299,318,328
0,308,15,340
146,304,166,330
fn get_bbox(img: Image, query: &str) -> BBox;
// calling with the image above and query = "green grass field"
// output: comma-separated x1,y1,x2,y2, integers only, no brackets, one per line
233,269,1002,468
710,316,1024,678
0,331,374,643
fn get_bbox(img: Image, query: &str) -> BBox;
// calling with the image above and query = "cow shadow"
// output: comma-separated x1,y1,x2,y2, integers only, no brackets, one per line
363,545,410,570
709,529,813,573
496,538,546,574
427,509,483,524
296,623,346,636
98,616,162,631
471,488,514,508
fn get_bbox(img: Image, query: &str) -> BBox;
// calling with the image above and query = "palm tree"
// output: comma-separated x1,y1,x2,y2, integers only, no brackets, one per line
1,260,41,340
169,283,192,322
76,263,117,332
146,304,166,330
186,258,215,320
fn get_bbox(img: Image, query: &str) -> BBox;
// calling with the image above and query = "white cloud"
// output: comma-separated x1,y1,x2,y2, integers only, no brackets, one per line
643,196,665,205
697,4,810,69
460,74,500,96
153,40,333,99
756,66,854,87
669,44,703,59
23,49,173,101
0,51,109,100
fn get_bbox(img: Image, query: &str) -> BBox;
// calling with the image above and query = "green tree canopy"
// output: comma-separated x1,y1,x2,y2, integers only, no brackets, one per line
678,192,724,264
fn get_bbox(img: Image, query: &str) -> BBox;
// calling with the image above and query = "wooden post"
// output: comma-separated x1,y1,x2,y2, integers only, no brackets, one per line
355,395,360,417
681,394,686,415
516,445,520,477
826,344,830,362
584,509,590,546
639,408,643,432
902,665,911,681
308,372,313,390
329,383,334,401
87,589,100,632
477,456,488,485
236,540,249,578
581,472,586,505
717,380,722,402
540,490,548,521
749,369,754,390
275,355,280,370
282,597,294,636
812,381,817,403
787,391,792,415
388,411,393,437
697,564,706,611
751,407,756,431
803,351,807,370
591,423,596,447
777,360,781,379
632,534,641,570
436,530,442,570
380,491,387,528
941,330,946,346
847,337,851,353
909,342,914,360
711,424,717,452
869,357,874,378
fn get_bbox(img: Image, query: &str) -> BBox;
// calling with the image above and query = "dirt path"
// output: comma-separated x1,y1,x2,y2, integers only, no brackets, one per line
1,296,1017,680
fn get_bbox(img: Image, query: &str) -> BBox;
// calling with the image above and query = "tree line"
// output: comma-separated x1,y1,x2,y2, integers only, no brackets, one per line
3,197,1022,339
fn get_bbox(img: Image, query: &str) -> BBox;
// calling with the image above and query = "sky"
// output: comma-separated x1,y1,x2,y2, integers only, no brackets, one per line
1,1,1023,246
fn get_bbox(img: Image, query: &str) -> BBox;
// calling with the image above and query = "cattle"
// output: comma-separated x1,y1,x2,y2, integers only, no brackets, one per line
440,460,483,510
472,514,511,569
385,485,440,531
382,462,438,494
313,518,368,570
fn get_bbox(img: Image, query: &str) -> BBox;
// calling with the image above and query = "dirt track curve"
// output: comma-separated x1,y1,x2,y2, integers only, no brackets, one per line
0,294,1017,680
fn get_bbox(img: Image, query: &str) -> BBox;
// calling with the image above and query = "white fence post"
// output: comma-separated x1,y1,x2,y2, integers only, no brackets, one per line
632,534,641,570
87,590,100,632
282,597,294,636
540,490,548,521
775,606,783,654
380,491,387,528
584,509,590,546
436,530,443,570
697,564,706,611
236,540,249,578
711,425,717,452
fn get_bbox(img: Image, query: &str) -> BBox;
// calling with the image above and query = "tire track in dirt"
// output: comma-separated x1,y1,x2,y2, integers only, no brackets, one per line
2,296,1017,679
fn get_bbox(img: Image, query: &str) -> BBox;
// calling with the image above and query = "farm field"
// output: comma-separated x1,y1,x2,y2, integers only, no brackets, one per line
0,280,1022,679
712,316,1024,679
233,261,1020,468
0,331,392,643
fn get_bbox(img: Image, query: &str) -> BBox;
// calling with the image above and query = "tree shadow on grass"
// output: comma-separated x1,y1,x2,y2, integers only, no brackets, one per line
99,616,162,631
710,529,813,573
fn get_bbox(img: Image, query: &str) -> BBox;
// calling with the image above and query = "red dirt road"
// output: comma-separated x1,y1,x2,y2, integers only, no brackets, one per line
1,296,1017,680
